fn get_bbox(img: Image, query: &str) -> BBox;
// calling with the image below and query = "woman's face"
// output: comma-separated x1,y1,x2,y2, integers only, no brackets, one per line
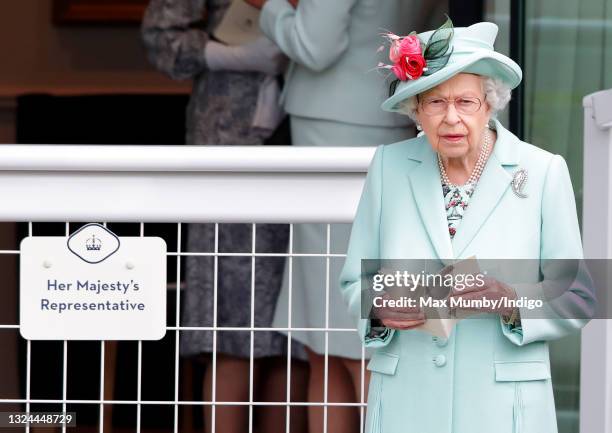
414,73,491,159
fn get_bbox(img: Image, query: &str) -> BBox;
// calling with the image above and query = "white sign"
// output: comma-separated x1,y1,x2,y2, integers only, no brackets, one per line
20,223,167,340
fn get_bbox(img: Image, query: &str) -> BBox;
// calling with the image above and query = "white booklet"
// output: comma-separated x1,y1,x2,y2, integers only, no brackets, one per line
414,256,481,338
416,318,458,339
214,0,263,46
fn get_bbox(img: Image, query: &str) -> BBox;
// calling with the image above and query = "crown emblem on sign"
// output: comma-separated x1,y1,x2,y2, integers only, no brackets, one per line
86,234,102,251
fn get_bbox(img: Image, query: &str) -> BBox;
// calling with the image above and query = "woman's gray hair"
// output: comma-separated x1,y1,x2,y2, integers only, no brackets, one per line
397,76,512,122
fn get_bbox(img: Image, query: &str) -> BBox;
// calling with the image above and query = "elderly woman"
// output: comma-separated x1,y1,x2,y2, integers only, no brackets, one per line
339,21,595,433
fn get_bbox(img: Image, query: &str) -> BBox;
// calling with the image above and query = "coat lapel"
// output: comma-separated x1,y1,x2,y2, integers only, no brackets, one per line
403,121,521,262
406,136,454,261
451,120,521,257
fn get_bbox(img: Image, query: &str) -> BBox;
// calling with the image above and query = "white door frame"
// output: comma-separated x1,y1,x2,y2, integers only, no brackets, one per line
581,89,612,433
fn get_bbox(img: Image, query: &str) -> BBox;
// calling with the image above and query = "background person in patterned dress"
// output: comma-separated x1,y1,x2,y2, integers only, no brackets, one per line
141,1,308,432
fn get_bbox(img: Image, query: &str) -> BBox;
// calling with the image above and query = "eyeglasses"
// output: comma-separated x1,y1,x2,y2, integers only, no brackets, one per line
419,96,484,116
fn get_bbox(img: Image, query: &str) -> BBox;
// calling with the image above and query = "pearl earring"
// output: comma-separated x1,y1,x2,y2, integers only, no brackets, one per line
416,124,423,131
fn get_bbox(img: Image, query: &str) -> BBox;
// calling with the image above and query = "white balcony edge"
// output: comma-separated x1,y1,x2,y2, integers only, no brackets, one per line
0,145,375,172
0,146,376,223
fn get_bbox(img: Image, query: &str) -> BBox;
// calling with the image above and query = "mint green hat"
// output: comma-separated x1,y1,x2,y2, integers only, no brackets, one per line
381,21,522,112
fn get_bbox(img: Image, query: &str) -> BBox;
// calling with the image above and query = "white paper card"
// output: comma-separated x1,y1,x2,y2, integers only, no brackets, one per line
20,224,167,340
213,0,262,46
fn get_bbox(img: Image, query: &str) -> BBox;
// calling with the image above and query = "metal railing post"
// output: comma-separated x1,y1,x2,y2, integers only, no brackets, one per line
581,89,612,433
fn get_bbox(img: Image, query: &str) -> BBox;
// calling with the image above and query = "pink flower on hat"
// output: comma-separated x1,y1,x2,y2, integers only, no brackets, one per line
378,17,455,84
381,33,427,81
390,35,422,63
399,35,423,56
392,54,427,81
389,40,403,64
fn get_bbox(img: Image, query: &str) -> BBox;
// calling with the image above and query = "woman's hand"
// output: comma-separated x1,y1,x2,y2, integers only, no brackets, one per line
374,292,426,330
448,276,518,317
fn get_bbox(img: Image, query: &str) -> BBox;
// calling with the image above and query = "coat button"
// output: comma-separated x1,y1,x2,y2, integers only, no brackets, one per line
435,337,448,347
433,355,447,367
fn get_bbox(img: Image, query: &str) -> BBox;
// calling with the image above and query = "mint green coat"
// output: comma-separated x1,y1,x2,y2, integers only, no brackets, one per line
259,0,416,127
339,120,595,433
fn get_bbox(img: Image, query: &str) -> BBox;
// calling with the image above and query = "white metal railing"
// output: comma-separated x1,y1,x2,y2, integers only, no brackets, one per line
0,145,374,223
0,145,376,433
581,89,612,433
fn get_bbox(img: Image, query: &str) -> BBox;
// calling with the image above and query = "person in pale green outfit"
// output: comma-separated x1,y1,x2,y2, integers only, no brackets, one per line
244,0,445,431
340,20,595,433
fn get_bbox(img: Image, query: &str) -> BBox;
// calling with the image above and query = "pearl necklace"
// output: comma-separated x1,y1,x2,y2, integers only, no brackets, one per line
437,128,492,188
